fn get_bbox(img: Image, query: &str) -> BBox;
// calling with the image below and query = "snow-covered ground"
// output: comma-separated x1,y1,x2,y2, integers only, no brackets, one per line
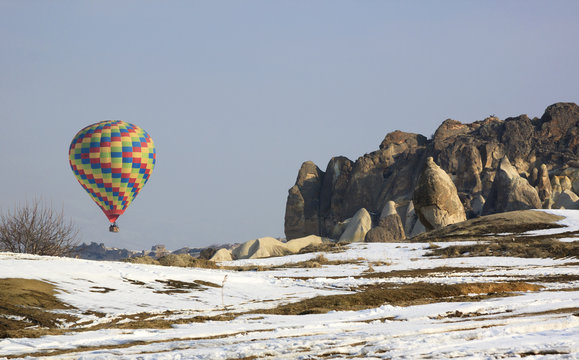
1,209,578,359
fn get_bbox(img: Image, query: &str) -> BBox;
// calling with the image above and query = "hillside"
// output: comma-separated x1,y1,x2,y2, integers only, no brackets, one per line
1,209,578,359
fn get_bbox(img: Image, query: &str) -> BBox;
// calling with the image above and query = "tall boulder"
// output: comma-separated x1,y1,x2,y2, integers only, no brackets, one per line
552,176,563,196
402,201,426,237
319,156,353,236
536,164,552,203
482,156,541,215
529,167,539,187
339,208,372,242
284,161,324,240
413,157,466,231
560,176,573,192
365,201,406,242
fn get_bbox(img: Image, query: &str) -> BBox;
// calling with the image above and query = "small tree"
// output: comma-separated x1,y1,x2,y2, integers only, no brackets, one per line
0,200,80,256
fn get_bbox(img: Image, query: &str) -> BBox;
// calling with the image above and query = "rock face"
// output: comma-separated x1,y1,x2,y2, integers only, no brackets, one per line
365,201,406,242
482,157,542,215
284,102,579,239
339,208,372,242
284,161,324,239
412,157,466,231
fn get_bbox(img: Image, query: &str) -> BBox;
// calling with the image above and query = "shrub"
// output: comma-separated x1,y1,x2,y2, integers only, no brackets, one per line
123,256,160,265
0,200,80,256
158,254,189,267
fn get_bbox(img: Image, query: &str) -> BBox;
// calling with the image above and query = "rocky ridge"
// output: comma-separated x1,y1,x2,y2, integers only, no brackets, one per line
285,102,579,240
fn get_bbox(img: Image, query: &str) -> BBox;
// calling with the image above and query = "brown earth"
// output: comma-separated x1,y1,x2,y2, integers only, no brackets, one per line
0,278,77,338
411,210,565,241
255,281,542,315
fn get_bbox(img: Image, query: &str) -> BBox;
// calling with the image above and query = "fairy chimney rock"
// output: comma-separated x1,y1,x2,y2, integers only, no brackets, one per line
412,157,466,231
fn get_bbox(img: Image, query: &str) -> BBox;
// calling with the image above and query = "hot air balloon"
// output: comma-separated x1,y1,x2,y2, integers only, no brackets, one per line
69,120,156,232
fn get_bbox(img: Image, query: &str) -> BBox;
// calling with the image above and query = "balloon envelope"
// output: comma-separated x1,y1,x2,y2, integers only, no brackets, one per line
69,120,156,223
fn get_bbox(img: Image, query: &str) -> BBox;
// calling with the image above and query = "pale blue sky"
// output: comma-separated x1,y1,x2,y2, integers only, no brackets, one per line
1,1,578,250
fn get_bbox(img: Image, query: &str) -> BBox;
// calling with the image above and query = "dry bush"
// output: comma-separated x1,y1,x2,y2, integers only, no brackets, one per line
125,254,219,269
123,256,160,265
0,200,79,256
298,241,343,254
188,258,219,269
158,254,189,267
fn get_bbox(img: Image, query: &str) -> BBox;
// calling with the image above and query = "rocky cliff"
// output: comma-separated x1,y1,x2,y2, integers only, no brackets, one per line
284,102,579,240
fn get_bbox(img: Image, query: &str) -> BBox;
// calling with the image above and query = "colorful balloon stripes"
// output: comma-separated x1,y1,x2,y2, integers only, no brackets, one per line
69,120,156,223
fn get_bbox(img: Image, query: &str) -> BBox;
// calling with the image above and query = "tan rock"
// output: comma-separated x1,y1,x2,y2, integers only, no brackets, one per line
537,164,552,202
482,156,541,215
231,239,258,260
561,176,573,192
552,190,579,209
339,208,372,242
413,157,466,231
248,237,292,259
285,235,324,253
552,176,562,196
365,201,406,242
210,248,233,262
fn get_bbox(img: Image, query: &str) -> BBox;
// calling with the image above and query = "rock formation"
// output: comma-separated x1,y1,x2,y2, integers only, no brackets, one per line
560,176,573,192
210,248,234,262
552,190,579,209
536,164,552,205
231,237,291,259
552,176,563,196
73,242,137,261
482,157,541,215
285,235,324,253
412,157,466,231
365,201,406,242
339,208,372,242
226,235,327,261
246,237,292,259
284,161,324,239
231,239,258,259
284,102,579,239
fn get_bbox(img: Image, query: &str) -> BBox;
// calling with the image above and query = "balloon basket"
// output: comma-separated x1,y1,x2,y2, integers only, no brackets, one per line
109,223,120,233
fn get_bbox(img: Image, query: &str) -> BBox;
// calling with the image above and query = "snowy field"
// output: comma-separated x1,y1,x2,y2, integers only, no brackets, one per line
1,209,578,359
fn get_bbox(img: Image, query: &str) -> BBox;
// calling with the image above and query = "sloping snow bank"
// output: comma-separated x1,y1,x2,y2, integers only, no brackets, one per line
0,252,342,319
